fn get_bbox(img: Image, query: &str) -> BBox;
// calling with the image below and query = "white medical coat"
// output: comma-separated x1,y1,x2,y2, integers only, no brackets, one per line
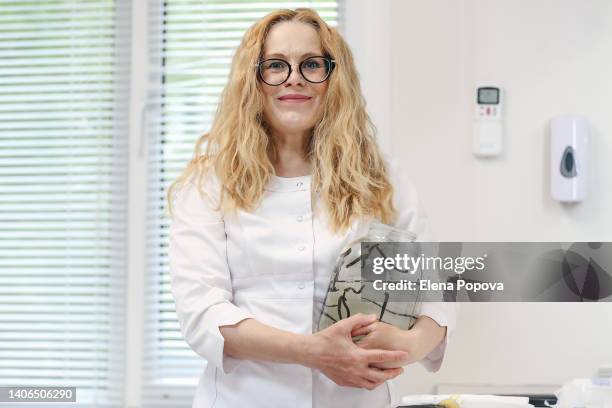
169,162,457,408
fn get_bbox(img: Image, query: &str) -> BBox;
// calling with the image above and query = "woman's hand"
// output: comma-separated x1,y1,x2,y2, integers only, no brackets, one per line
351,316,447,369
300,314,408,390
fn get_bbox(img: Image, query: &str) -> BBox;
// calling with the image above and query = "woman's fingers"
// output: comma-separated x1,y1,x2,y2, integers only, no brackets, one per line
363,366,403,384
340,313,377,333
351,323,373,337
361,348,408,364
357,367,404,390
316,315,408,391
327,365,404,391
359,379,380,390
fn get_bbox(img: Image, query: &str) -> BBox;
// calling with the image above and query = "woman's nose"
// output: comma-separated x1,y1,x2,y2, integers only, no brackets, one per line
284,65,305,86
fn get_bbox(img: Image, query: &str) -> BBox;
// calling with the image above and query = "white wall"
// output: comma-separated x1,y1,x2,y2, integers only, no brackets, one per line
387,0,612,396
344,0,393,152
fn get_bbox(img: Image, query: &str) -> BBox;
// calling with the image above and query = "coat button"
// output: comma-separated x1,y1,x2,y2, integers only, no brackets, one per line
296,215,303,222
297,245,305,252
298,282,305,289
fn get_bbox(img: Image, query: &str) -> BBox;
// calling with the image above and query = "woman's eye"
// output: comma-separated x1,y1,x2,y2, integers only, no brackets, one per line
303,61,321,70
265,61,285,70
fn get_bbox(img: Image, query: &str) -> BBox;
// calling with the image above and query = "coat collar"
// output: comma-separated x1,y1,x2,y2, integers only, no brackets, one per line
265,174,311,192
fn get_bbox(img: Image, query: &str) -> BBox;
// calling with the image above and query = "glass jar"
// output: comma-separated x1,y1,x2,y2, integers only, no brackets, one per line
317,220,420,332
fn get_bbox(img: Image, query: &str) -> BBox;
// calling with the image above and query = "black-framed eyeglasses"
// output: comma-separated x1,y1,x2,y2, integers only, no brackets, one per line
255,56,336,86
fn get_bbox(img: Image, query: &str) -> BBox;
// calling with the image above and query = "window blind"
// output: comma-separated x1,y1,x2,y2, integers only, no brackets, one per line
142,1,341,406
0,0,129,406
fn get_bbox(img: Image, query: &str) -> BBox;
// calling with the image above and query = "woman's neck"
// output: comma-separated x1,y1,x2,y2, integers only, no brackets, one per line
274,155,310,177
271,129,311,177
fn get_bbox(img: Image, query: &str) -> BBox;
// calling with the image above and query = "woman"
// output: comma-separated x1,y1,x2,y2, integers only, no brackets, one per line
168,8,456,408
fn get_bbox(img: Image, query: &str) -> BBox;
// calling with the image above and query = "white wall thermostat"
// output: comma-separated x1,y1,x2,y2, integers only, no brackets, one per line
473,85,504,157
550,115,588,203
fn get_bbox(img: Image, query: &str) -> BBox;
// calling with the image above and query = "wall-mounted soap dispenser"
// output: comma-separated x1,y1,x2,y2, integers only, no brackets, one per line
550,115,588,203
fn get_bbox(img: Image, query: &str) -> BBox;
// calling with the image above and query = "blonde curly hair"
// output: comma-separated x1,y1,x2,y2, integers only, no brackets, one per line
167,8,397,233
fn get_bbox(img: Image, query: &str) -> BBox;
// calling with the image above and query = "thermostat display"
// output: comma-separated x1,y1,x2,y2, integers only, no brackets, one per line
477,87,499,104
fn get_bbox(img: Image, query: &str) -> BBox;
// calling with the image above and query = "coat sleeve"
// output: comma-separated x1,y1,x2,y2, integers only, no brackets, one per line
168,176,253,374
387,159,458,373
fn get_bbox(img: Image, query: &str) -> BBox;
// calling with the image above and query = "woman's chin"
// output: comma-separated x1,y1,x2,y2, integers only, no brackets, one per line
275,121,315,135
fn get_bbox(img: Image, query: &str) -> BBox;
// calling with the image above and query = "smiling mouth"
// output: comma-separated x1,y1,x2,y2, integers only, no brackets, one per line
278,95,312,103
